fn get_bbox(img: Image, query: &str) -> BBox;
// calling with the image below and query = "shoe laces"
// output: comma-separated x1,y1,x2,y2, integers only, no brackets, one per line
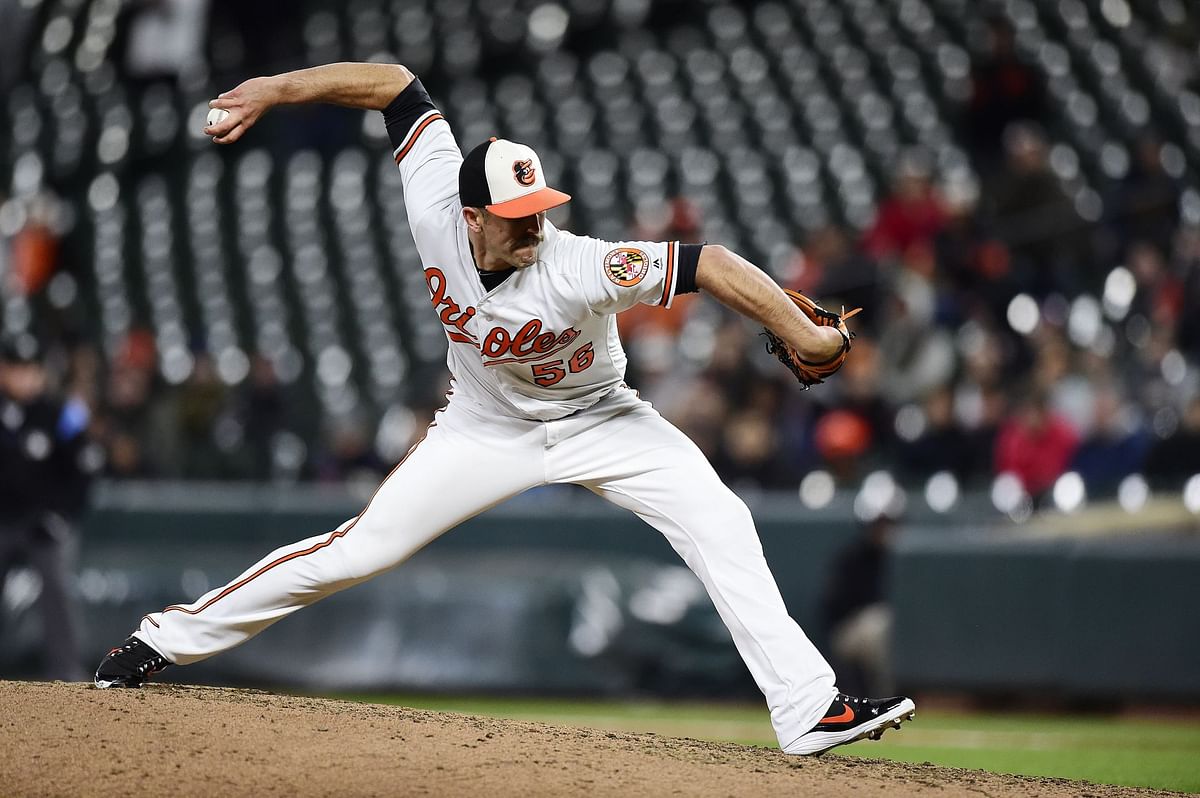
137,657,167,675
120,641,168,675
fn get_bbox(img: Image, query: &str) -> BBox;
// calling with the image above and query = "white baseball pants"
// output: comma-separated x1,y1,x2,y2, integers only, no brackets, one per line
135,385,837,749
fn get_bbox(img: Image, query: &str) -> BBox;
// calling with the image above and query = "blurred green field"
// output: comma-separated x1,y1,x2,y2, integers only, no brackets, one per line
341,694,1200,794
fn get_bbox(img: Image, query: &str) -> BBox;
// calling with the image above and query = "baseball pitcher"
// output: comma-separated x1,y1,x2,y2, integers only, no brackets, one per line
95,62,914,756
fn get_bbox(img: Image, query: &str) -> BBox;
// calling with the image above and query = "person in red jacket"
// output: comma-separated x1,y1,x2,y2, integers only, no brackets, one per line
993,388,1079,501
864,153,947,262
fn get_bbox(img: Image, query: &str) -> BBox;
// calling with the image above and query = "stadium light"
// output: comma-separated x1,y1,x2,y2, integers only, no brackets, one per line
799,470,836,510
1184,475,1200,515
1067,295,1102,348
991,472,1032,522
854,470,906,522
1052,472,1086,514
217,347,250,385
1117,474,1149,514
924,471,959,514
1160,350,1187,386
1101,0,1132,27
894,404,926,442
160,346,194,385
1006,294,1039,336
1102,265,1135,320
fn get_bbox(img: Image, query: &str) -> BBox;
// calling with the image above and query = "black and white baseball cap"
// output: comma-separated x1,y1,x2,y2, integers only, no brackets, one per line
458,137,571,219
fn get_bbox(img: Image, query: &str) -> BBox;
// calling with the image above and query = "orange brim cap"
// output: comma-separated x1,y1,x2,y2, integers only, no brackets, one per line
487,186,572,219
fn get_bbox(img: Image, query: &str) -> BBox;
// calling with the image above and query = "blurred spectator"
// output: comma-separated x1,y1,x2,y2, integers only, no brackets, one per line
662,375,729,462
936,176,1013,318
994,388,1079,500
1112,135,1181,249
830,336,894,464
953,325,1011,473
896,385,974,480
863,153,947,263
0,335,95,680
712,407,793,491
957,383,1009,484
958,324,1008,389
1176,226,1200,358
991,124,1084,296
814,408,874,485
96,330,176,478
7,199,59,298
963,16,1048,171
100,361,159,477
700,318,761,408
1069,383,1151,493
176,353,236,479
314,413,388,488
238,354,289,479
1036,332,1094,432
798,225,881,330
66,344,103,418
876,270,956,405
1127,241,1185,329
1144,397,1200,486
821,513,898,697
711,379,799,491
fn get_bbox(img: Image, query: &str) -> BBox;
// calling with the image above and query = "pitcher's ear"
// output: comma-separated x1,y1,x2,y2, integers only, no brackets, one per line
463,206,485,233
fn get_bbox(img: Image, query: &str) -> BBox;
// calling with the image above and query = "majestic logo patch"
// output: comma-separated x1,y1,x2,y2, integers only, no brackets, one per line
513,159,536,187
604,248,650,287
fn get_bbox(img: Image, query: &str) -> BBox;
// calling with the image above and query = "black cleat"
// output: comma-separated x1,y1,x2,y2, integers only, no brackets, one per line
783,693,916,755
94,636,171,688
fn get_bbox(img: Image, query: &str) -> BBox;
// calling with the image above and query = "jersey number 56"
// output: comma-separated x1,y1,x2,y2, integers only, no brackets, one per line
530,343,595,386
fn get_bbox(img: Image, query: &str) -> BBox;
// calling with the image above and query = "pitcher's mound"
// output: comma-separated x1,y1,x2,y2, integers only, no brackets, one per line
0,681,1174,797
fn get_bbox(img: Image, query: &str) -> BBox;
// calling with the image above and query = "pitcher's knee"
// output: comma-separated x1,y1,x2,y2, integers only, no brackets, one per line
690,490,757,539
717,486,753,520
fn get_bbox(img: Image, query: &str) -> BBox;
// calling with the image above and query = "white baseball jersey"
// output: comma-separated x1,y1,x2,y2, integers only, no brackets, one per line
393,109,680,420
129,76,839,753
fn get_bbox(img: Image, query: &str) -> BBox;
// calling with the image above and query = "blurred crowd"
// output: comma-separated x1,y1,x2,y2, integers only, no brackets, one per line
2,330,403,488
630,134,1200,502
622,17,1200,504
10,114,1199,506
2,11,1199,512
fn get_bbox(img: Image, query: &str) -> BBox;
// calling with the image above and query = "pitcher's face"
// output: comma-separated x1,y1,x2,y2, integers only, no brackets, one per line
465,206,547,268
478,208,544,268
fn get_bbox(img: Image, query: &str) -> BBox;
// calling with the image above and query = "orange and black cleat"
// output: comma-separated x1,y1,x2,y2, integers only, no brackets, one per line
783,693,916,755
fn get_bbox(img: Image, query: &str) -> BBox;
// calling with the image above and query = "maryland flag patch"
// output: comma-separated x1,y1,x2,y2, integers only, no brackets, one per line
604,248,649,287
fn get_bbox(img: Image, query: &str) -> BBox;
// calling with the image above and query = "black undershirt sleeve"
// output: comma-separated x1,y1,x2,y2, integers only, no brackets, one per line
674,243,705,295
382,78,438,152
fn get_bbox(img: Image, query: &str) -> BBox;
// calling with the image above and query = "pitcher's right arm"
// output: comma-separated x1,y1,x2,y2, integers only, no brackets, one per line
204,62,463,228
204,62,415,143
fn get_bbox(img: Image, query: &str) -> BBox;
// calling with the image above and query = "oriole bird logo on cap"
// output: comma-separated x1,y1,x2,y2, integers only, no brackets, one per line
513,159,536,187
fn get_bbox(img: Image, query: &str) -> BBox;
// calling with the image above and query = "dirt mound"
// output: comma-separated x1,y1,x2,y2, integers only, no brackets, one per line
0,681,1178,797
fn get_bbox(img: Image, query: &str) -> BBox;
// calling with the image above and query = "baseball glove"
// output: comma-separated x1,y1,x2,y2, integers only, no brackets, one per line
763,289,862,389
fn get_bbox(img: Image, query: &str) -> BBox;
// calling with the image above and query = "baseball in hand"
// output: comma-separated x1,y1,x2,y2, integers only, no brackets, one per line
206,107,230,127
